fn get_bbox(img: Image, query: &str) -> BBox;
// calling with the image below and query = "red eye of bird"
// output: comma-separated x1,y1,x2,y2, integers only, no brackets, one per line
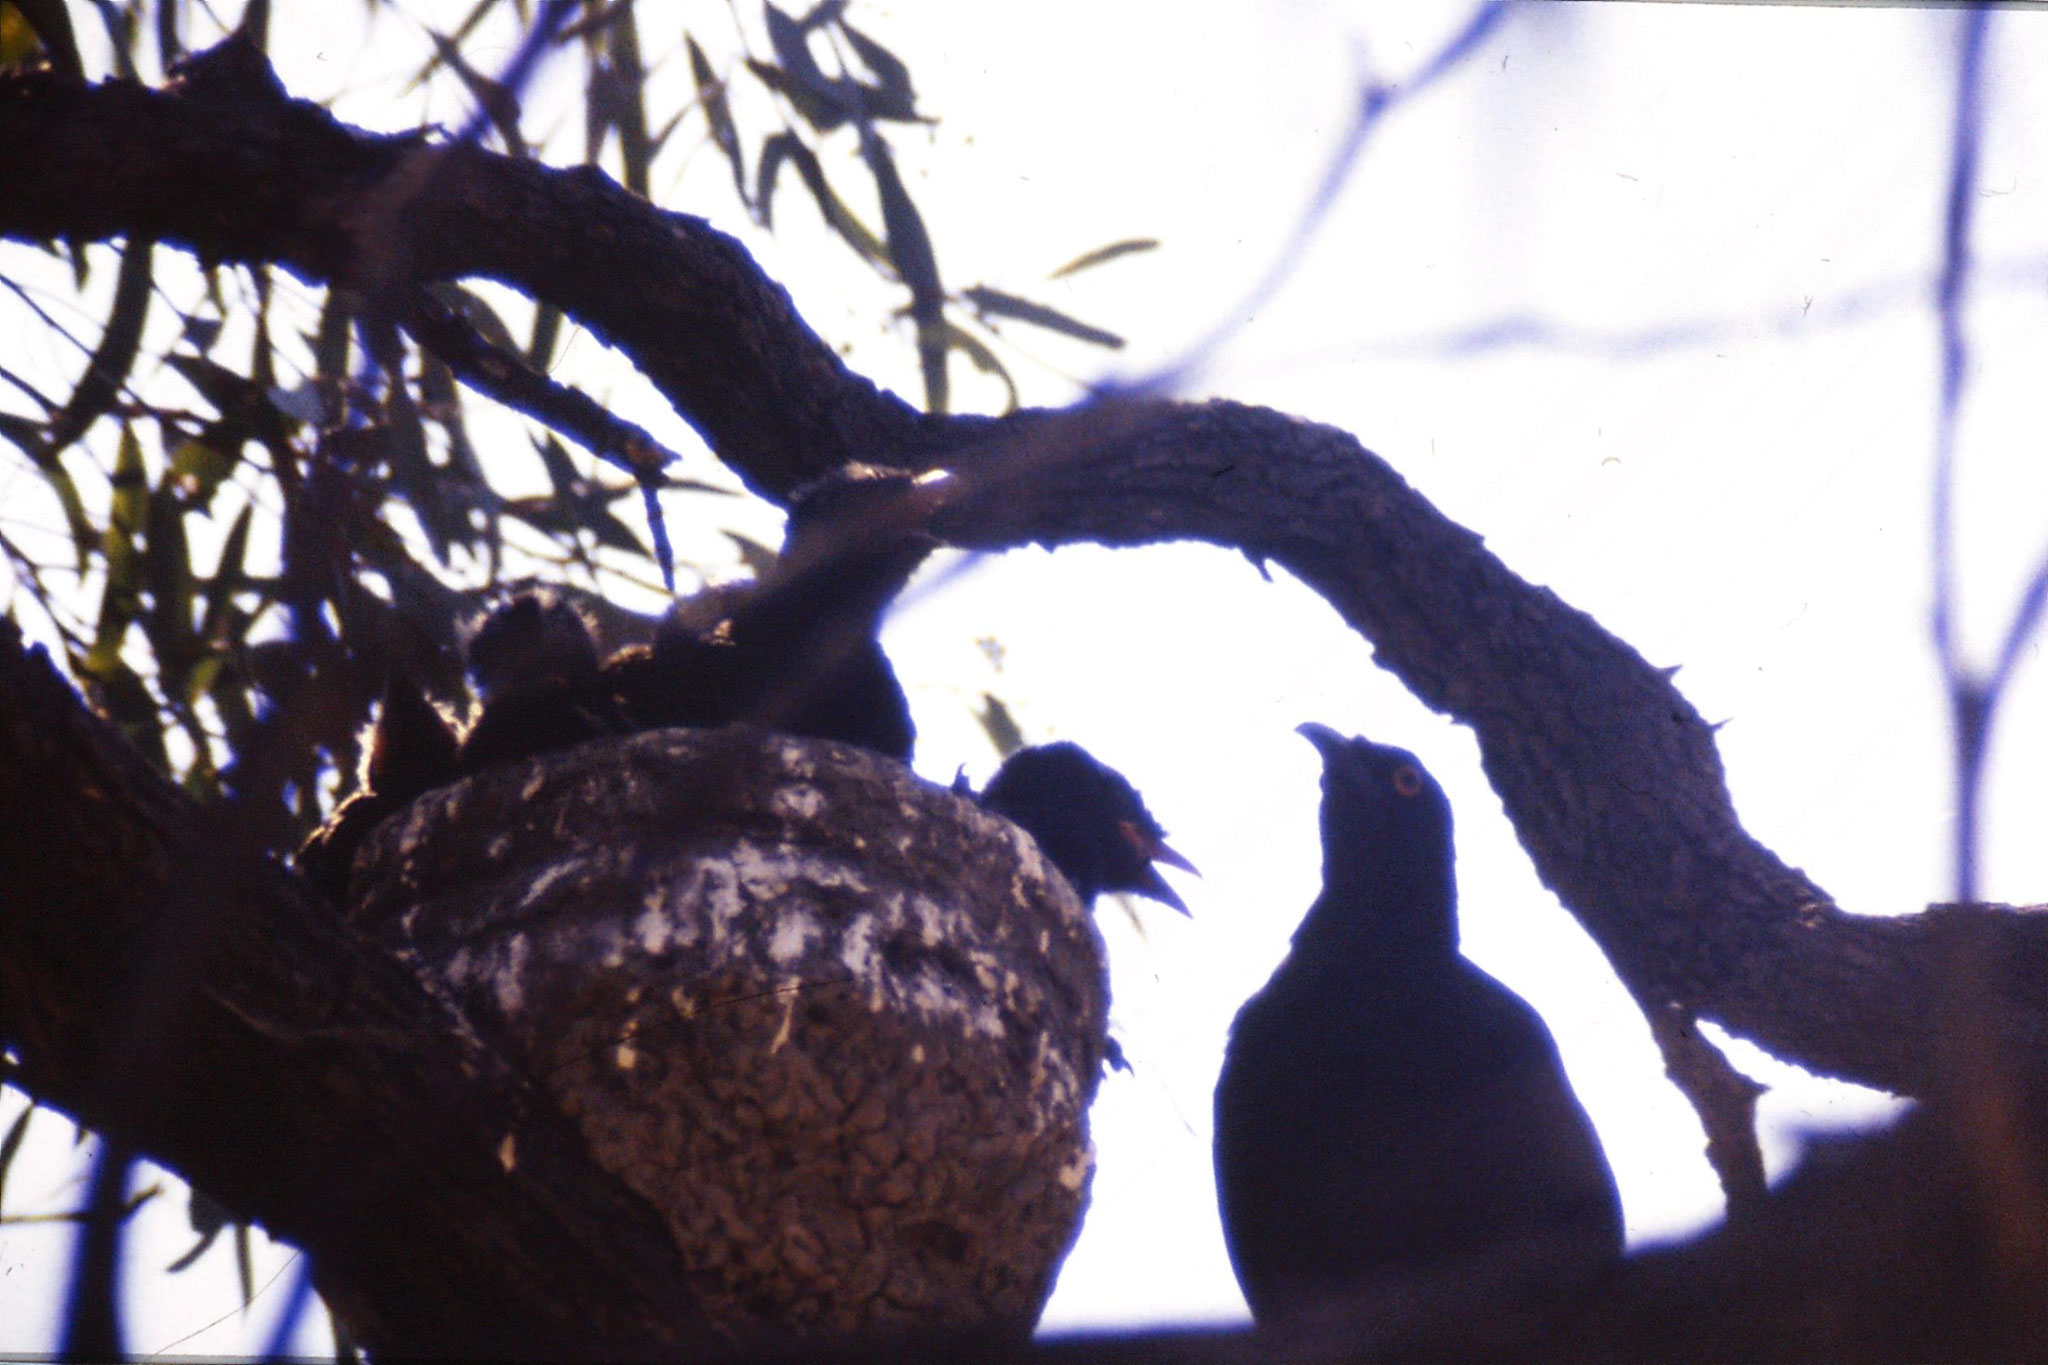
1391,765,1424,797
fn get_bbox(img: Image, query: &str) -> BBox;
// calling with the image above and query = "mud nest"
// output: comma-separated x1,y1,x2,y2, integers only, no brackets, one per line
347,726,1110,1340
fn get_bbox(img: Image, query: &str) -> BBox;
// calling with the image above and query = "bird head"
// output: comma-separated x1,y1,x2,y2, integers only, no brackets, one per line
464,593,602,700
1296,723,1457,947
977,741,1197,915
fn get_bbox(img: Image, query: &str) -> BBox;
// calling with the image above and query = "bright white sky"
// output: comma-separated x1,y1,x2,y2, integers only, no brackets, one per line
5,0,2048,1352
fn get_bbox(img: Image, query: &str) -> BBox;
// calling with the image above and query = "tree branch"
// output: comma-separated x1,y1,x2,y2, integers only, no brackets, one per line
0,621,721,1361
920,397,2048,1102
0,44,932,498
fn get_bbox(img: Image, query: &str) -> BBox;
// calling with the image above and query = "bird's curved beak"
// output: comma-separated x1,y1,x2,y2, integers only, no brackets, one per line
1119,819,1197,916
1295,721,1354,759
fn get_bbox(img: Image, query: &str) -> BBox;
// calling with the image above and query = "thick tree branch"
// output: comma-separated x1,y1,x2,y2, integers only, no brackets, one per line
922,398,2048,1101
0,45,933,498
0,622,721,1361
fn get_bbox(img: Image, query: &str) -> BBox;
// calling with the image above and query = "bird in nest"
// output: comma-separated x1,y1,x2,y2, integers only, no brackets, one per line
297,467,944,902
966,741,1196,917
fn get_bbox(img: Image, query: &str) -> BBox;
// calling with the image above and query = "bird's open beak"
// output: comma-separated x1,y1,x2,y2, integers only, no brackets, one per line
1120,819,1197,916
1151,838,1199,877
1134,866,1192,916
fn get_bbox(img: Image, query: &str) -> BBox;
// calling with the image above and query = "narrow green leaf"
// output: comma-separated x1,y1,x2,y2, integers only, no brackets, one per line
687,34,749,211
744,56,849,134
531,432,579,497
762,132,888,264
606,4,651,198
587,505,647,555
234,1221,254,1306
194,502,252,705
428,29,527,157
0,1103,33,1214
142,485,198,696
383,381,458,564
241,0,270,49
164,353,260,416
83,424,148,680
6,0,83,79
0,414,97,570
942,324,1018,413
762,2,823,87
177,312,224,355
183,654,224,710
48,240,154,455
964,286,1125,349
838,20,918,120
422,283,523,358
155,0,183,69
755,132,793,229
861,129,947,412
527,301,562,371
406,0,507,91
314,290,354,384
1049,237,1160,279
110,423,148,535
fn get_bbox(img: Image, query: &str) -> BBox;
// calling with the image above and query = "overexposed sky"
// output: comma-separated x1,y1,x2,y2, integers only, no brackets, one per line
5,0,2047,1350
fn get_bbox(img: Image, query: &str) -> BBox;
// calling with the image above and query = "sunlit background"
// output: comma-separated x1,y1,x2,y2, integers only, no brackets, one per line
4,0,2045,1352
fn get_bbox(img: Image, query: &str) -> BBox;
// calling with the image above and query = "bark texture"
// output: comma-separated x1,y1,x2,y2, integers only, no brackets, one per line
0,624,721,1361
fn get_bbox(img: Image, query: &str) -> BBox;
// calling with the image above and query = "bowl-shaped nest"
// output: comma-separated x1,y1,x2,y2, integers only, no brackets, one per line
347,726,1110,1340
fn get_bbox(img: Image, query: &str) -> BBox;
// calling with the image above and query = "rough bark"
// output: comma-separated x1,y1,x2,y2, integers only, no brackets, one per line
0,623,722,1360
923,397,2048,1101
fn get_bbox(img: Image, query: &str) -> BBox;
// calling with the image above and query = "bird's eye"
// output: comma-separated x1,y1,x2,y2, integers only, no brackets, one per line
1391,765,1424,797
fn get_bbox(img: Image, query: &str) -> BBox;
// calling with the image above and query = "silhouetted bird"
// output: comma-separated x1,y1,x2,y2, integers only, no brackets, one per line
295,665,460,903
972,742,1196,915
299,469,940,900
1213,724,1621,1324
610,467,941,762
454,591,616,774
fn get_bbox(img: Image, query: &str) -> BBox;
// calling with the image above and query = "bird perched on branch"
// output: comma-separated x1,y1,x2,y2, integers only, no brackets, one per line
1213,724,1621,1324
970,742,1196,915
